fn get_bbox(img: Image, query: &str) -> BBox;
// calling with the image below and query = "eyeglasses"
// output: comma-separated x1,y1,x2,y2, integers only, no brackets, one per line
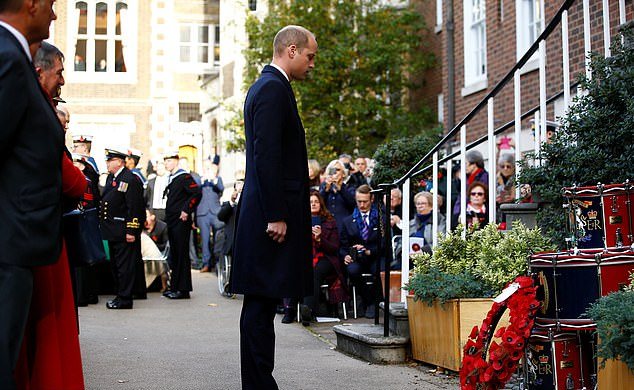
415,202,429,206
500,164,514,169
470,192,485,196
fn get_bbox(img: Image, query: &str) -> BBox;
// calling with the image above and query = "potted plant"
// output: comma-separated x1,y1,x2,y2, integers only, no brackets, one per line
587,273,634,389
405,221,554,371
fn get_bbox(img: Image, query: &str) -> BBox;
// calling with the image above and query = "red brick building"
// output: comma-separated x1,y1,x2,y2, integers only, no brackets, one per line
437,0,633,145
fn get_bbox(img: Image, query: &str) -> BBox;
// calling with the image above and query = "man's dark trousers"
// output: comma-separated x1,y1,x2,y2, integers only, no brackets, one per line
109,240,137,302
240,294,279,390
0,264,33,388
167,219,193,292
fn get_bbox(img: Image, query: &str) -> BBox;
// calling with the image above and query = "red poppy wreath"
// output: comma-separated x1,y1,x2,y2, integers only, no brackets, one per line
459,276,540,390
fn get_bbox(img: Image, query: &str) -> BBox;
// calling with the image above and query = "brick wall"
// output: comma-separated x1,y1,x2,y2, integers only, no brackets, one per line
441,0,634,142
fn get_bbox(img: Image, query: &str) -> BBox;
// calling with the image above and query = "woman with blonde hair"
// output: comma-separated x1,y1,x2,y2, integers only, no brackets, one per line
319,159,355,233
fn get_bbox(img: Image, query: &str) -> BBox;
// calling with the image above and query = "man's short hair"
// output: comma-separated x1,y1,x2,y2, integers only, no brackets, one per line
0,0,23,13
273,25,314,57
391,188,402,199
34,42,64,71
356,184,372,196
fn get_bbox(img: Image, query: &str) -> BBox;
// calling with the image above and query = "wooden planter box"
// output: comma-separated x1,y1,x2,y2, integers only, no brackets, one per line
598,358,634,389
407,296,506,372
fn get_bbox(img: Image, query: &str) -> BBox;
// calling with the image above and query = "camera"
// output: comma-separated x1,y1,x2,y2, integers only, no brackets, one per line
327,167,337,176
349,247,365,262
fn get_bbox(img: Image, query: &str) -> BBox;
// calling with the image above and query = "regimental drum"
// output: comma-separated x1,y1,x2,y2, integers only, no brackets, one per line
563,182,633,249
530,248,634,322
525,329,596,390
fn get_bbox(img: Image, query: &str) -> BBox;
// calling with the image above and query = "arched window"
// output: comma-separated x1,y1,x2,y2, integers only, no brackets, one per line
69,0,136,81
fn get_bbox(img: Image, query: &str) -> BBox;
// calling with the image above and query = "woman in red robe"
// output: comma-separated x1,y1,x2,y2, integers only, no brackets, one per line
14,153,86,390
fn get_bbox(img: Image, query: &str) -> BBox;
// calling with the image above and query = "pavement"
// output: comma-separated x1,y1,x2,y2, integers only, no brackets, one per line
79,271,459,389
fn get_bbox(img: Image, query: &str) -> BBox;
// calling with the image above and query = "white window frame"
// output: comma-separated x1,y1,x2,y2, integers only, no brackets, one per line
436,0,443,32
437,94,444,124
516,0,544,73
66,0,138,84
462,0,487,95
177,23,220,73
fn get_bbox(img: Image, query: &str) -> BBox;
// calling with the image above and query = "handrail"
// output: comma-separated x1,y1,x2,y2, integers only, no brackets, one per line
409,81,579,177
392,0,577,186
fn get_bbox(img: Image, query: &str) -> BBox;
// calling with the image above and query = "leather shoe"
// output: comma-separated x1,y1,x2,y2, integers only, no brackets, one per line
166,291,190,300
364,305,376,319
199,266,210,273
162,289,172,297
106,298,132,309
281,308,296,324
299,304,312,326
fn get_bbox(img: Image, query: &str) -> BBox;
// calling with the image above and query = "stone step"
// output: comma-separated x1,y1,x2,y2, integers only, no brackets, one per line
333,323,409,364
379,301,410,339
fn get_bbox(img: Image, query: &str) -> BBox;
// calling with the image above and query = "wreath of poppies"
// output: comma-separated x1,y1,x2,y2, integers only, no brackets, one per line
459,276,540,390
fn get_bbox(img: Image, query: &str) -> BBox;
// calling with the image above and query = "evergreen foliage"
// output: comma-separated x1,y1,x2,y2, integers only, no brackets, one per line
232,0,438,162
519,27,634,247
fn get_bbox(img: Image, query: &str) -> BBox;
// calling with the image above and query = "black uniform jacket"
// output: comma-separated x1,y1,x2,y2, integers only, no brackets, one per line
164,170,201,224
99,167,145,241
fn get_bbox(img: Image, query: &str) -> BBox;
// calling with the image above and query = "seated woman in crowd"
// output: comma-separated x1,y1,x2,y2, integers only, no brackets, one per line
319,159,356,233
409,191,446,253
283,191,348,324
464,181,489,228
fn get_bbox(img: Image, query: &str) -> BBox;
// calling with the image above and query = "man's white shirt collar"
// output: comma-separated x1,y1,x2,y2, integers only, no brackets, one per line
113,166,125,179
0,21,32,62
270,62,289,81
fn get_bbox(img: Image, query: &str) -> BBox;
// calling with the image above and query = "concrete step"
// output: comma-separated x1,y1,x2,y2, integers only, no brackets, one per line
379,301,410,339
333,323,409,364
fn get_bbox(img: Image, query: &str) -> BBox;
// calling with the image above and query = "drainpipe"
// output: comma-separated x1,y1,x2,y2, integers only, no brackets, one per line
446,0,455,132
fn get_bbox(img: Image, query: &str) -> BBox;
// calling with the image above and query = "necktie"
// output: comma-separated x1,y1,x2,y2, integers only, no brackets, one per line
361,214,369,241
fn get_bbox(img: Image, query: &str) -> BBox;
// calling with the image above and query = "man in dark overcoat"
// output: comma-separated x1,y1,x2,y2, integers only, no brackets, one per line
163,152,202,299
99,149,146,309
229,25,317,389
0,1,62,386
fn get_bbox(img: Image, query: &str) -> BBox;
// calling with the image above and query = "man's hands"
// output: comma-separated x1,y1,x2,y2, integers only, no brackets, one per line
180,211,189,221
126,234,135,243
266,221,287,243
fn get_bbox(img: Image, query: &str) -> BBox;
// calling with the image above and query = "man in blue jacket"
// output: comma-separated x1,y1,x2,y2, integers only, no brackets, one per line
230,25,317,389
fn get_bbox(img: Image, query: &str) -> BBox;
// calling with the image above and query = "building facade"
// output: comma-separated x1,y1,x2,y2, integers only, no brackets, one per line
52,0,220,173
439,0,633,155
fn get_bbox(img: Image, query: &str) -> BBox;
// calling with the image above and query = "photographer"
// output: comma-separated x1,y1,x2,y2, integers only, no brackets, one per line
319,159,356,233
339,185,380,318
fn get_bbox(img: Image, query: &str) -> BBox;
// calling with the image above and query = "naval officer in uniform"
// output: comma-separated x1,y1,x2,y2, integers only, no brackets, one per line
100,149,145,309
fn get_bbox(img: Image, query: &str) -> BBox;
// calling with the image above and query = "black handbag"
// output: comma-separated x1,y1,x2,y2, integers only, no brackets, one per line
64,207,108,267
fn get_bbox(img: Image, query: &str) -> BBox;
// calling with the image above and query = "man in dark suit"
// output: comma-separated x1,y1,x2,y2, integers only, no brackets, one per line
340,184,381,319
99,149,146,309
163,152,202,300
0,0,62,386
229,25,317,389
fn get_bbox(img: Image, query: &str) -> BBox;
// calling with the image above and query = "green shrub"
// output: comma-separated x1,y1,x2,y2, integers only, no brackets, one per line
587,276,634,373
406,221,555,301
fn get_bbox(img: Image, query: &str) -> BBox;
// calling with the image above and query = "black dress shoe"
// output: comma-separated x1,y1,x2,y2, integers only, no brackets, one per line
162,290,172,297
106,299,133,309
281,308,296,324
299,304,313,326
166,291,190,300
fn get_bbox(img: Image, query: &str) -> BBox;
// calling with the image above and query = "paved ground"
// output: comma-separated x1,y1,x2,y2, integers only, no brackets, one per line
79,272,459,389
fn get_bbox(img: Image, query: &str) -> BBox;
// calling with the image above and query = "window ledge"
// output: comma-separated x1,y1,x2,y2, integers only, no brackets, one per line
461,79,488,97
519,56,539,75
67,72,138,85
